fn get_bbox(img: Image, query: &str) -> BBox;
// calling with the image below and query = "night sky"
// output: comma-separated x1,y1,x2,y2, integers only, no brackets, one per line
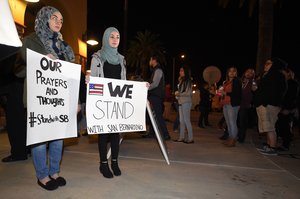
87,0,299,84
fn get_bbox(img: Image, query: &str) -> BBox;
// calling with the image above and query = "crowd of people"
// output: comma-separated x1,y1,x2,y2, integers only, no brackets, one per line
1,3,300,193
162,58,299,154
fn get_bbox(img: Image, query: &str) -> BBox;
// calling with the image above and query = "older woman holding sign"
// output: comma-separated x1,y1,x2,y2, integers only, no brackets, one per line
15,6,75,190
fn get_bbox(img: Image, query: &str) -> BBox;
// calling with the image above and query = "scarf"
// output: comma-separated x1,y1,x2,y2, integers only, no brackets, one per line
34,6,74,62
99,27,120,65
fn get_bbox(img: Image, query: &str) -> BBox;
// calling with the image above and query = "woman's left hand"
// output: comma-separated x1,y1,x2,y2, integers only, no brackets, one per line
145,82,150,89
85,74,90,84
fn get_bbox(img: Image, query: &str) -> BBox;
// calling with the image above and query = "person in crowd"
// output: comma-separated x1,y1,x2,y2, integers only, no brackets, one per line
218,115,229,140
0,54,28,162
296,75,300,136
237,68,256,143
172,96,180,133
163,83,173,121
14,6,75,190
211,83,222,112
143,55,171,140
253,58,287,155
275,68,299,151
219,66,241,147
87,27,125,178
77,70,87,137
0,95,6,132
198,81,211,128
174,65,194,143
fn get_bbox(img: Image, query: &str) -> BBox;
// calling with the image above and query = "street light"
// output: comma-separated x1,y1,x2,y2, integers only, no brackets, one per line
86,39,98,46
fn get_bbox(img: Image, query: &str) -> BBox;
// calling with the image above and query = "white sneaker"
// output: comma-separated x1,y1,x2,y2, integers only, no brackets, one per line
259,146,278,156
256,144,269,152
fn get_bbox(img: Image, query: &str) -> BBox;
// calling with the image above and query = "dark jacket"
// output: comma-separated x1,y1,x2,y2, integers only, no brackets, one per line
226,78,242,107
148,66,165,100
13,33,48,107
282,79,299,110
78,71,86,104
14,33,47,78
199,86,210,107
0,54,17,89
253,70,287,108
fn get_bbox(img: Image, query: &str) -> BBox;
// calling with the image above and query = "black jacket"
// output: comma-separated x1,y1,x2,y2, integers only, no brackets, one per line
227,78,242,107
253,70,287,107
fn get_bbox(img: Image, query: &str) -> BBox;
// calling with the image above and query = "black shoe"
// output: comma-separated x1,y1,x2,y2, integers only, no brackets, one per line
219,132,229,140
173,139,184,142
49,176,66,186
198,125,205,128
37,179,58,191
99,162,113,178
82,132,88,136
2,155,27,163
164,135,171,140
111,160,121,176
184,140,194,144
219,135,228,140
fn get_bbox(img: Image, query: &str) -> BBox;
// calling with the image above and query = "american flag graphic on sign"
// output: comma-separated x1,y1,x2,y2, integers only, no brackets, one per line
89,83,103,95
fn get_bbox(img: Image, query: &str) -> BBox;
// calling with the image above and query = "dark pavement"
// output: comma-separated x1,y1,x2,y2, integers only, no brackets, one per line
0,109,300,199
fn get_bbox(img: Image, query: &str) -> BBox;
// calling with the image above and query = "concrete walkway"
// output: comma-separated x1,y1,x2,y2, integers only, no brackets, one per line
0,111,300,199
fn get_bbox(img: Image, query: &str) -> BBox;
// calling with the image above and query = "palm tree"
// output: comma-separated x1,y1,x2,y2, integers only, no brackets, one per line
126,30,166,80
218,0,279,75
256,0,274,75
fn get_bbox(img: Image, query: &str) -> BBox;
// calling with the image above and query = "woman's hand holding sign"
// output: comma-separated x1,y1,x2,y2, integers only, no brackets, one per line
46,53,56,60
85,70,91,84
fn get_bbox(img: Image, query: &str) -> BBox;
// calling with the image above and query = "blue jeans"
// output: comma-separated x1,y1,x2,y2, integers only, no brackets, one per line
223,105,239,139
179,102,193,141
31,139,63,180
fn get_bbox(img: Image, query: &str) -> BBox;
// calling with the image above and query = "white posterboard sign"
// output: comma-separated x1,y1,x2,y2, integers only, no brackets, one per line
0,0,22,47
26,49,81,145
86,77,148,134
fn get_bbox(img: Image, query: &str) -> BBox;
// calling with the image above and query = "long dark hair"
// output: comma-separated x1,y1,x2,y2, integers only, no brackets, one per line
179,65,192,92
225,66,238,82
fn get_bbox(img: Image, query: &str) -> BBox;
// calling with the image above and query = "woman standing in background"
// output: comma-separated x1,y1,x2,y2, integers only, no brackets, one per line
174,65,194,143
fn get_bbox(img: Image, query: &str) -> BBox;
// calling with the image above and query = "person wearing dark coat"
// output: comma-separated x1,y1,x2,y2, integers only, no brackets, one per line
275,68,299,150
198,81,211,128
253,57,287,155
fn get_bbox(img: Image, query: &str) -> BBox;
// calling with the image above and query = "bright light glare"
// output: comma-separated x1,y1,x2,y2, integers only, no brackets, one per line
87,39,99,46
25,0,40,2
